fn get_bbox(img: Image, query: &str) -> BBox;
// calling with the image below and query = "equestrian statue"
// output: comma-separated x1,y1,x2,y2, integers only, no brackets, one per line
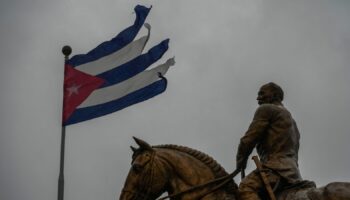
120,83,350,200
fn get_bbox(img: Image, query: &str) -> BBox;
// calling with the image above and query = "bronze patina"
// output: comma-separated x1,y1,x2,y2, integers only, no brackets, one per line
236,82,303,200
120,137,350,200
120,137,237,200
119,83,350,200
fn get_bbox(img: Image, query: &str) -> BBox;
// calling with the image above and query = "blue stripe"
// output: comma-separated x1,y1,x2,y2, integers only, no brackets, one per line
67,5,151,67
97,39,169,88
64,78,167,126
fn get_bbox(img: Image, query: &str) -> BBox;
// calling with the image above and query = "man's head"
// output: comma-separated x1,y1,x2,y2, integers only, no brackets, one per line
257,82,284,105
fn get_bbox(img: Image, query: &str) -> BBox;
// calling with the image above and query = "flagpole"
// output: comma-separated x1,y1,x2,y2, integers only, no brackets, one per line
58,45,72,200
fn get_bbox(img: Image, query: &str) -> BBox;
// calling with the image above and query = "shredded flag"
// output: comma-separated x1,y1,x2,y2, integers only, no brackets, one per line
67,5,151,67
74,23,151,75
62,5,175,126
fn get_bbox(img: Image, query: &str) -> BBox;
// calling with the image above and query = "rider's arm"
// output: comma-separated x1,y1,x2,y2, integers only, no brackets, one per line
236,105,273,169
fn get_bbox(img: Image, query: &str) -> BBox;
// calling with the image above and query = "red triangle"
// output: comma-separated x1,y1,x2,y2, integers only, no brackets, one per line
63,64,105,123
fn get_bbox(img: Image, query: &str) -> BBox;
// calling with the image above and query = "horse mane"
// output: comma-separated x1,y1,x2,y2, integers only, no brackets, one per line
152,144,228,178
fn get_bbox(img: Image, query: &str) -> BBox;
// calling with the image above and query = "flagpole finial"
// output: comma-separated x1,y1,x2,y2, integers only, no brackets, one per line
62,45,72,58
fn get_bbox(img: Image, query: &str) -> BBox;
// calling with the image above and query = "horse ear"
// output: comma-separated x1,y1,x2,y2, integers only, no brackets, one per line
130,146,137,153
133,136,153,151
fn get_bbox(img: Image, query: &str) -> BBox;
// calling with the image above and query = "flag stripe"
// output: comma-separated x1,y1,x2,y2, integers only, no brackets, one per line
97,39,169,88
76,33,149,75
67,5,150,67
64,78,167,125
78,58,174,108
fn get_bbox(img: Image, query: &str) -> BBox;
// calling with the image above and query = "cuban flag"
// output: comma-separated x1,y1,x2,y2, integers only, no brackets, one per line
62,5,175,126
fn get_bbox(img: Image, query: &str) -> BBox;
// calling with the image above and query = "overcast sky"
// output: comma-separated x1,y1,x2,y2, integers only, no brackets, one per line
1,0,350,200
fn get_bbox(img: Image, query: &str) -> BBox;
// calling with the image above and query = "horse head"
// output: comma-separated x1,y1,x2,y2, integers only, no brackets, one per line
120,137,169,200
120,137,239,200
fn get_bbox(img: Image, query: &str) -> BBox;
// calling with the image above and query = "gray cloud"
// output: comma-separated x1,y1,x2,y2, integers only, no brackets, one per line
1,0,349,200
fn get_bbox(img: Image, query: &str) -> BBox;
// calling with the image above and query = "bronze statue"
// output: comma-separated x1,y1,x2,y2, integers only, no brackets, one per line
236,82,303,200
120,137,350,200
119,82,350,200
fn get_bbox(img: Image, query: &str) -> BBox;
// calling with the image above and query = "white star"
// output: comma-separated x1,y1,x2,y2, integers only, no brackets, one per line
67,83,81,97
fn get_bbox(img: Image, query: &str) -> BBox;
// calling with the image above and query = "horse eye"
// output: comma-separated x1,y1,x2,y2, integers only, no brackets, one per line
132,164,143,173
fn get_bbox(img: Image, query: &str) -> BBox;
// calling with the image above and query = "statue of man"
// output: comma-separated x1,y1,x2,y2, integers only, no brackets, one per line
236,82,303,200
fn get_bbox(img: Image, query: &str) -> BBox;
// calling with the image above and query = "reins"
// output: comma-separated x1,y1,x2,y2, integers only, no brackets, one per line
157,169,241,200
122,151,157,200
142,151,156,199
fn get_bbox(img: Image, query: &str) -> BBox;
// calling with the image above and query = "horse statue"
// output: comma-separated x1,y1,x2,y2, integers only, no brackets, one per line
120,137,350,200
